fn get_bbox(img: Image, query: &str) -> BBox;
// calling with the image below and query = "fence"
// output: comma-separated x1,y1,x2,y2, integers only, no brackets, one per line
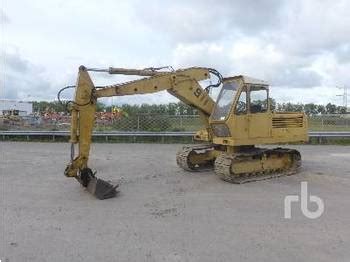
1,114,350,132
95,115,202,132
95,114,350,132
308,114,350,131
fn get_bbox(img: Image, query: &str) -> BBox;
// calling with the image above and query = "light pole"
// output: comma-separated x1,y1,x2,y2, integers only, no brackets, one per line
336,85,348,112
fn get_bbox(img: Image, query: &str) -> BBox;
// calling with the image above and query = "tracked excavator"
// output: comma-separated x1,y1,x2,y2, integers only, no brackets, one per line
61,65,308,199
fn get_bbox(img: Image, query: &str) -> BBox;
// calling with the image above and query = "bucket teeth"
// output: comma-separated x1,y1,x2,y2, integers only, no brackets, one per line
78,168,119,200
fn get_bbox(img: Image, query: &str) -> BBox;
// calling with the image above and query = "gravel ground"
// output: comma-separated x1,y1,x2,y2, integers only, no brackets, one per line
1,142,350,262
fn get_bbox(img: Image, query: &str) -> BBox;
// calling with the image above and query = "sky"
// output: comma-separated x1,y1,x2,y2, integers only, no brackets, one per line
1,0,350,106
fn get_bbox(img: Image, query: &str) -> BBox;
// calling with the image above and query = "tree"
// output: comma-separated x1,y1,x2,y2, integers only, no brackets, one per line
304,103,318,116
31,100,346,116
336,106,347,114
279,102,304,112
167,103,178,115
32,101,50,113
325,103,337,114
96,102,106,112
269,98,276,111
317,105,326,115
32,101,66,113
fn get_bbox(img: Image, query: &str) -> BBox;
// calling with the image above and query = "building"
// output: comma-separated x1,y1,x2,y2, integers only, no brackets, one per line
0,100,33,116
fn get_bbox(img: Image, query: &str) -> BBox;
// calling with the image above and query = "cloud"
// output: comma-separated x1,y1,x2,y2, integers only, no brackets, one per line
172,43,229,72
170,37,323,88
135,0,285,43
277,0,350,56
1,0,349,105
4,51,29,73
334,44,350,64
1,51,54,100
271,68,322,88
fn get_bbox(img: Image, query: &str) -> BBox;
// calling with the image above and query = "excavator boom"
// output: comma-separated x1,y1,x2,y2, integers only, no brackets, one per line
63,65,221,199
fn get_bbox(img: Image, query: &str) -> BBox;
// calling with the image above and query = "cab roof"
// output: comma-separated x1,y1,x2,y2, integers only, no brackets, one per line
224,75,269,86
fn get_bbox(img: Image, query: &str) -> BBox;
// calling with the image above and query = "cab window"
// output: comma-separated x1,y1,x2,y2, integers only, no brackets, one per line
212,80,238,120
235,91,247,114
249,87,268,113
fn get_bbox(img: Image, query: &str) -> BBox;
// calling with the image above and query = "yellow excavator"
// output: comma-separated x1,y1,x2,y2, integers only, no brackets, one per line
61,65,308,199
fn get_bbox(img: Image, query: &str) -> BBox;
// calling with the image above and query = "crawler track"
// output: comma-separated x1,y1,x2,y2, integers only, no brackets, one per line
214,148,301,183
176,144,217,171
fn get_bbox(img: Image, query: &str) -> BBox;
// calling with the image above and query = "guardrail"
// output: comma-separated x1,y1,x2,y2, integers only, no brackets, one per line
308,131,350,137
1,130,350,141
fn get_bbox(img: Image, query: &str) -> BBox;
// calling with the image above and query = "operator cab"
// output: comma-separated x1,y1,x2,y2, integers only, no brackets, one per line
211,75,270,121
210,75,271,141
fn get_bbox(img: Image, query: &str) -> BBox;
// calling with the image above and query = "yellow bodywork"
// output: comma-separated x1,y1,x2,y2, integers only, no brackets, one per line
210,75,308,146
65,66,216,178
63,65,308,198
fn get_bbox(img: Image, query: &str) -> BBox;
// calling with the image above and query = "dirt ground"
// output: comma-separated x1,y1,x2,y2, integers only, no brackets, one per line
1,142,350,262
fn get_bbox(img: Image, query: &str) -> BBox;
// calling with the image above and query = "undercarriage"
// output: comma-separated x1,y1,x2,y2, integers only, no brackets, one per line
176,145,301,183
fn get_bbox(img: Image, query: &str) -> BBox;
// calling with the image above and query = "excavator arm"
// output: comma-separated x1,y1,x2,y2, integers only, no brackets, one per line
63,65,221,199
95,67,215,114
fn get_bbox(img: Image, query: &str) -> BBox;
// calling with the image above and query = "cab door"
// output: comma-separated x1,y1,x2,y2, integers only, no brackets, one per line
248,86,271,138
233,88,249,140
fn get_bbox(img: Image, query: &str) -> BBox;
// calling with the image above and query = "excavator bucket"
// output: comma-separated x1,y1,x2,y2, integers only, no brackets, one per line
78,168,119,199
